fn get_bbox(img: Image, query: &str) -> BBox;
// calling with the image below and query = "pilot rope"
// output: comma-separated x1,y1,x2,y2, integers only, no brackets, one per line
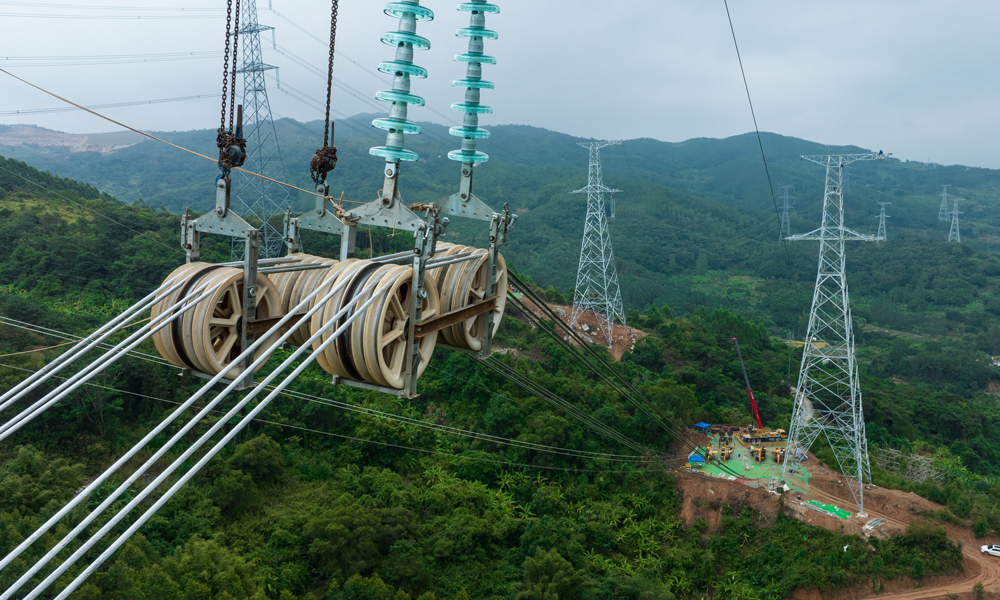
310,0,340,184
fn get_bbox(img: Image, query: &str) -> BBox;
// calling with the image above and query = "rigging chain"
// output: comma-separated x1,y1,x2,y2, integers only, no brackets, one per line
217,0,246,175
310,0,339,184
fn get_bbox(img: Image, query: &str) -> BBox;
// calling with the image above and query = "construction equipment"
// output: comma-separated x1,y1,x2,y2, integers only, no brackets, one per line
772,447,786,463
732,336,763,429
753,446,767,463
170,0,514,398
740,428,788,444
721,446,734,461
732,336,787,444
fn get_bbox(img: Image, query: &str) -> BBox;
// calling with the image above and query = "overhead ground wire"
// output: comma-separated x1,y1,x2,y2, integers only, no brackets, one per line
0,94,218,116
0,317,173,368
722,0,805,314
0,164,184,255
507,274,749,479
480,357,650,456
0,69,364,205
0,317,653,463
0,317,651,462
0,2,222,11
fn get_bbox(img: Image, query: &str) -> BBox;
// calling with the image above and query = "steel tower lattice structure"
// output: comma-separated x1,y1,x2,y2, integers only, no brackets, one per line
875,202,890,242
938,184,951,221
948,199,962,242
778,184,794,242
780,151,889,517
570,141,625,347
232,0,288,260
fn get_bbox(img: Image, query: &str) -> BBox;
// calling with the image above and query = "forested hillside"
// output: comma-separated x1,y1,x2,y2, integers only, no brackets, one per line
2,154,1000,599
3,118,1000,339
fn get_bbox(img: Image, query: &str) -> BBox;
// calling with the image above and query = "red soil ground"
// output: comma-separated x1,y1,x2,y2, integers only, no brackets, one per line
515,297,645,360
672,448,1000,599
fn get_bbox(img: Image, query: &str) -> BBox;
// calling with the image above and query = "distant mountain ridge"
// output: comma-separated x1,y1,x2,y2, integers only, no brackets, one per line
0,124,144,155
3,115,1000,335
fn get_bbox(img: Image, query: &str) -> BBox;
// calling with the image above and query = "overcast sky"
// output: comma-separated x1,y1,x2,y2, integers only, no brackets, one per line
1,1,998,168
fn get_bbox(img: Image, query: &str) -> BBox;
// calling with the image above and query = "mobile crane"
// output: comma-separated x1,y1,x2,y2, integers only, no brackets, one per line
732,337,788,445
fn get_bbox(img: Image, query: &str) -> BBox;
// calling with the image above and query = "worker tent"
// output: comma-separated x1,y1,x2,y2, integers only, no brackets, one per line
693,422,711,430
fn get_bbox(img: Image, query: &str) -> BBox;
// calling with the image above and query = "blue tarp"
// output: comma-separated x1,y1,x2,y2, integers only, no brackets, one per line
688,453,705,463
694,422,711,429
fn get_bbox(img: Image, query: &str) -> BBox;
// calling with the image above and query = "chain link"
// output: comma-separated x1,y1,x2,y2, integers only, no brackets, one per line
216,0,246,174
311,0,339,184
228,0,242,134
219,0,233,133
324,0,338,147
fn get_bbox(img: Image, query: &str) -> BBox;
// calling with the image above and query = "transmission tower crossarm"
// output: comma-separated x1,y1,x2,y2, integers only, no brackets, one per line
786,227,874,242
571,185,622,195
801,151,890,167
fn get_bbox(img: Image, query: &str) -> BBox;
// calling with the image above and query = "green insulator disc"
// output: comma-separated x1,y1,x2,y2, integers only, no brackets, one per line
458,2,500,13
451,102,492,115
371,147,419,162
376,90,427,107
449,126,491,139
383,2,434,21
455,52,496,65
453,78,494,89
381,31,431,50
457,27,498,40
373,118,422,135
378,61,428,78
448,149,489,163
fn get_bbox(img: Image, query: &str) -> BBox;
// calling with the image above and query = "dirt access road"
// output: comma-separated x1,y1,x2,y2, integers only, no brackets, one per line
675,455,1000,599
805,470,1000,600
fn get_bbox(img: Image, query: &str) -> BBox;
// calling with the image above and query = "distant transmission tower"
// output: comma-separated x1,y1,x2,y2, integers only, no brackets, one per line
232,0,288,260
781,151,890,517
571,141,626,347
938,184,951,221
778,185,794,241
875,202,890,242
948,199,962,242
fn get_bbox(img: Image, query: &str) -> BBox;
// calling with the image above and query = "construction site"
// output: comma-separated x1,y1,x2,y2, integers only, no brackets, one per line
0,1,995,599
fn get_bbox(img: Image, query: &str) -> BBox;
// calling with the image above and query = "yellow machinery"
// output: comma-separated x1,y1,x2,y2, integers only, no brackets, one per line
740,428,788,444
772,447,786,463
752,446,767,463
721,446,733,461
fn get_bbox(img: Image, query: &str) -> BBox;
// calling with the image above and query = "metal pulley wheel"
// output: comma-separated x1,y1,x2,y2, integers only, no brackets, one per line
151,263,281,379
152,262,219,369
310,258,440,389
429,244,507,351
363,265,440,388
270,254,338,347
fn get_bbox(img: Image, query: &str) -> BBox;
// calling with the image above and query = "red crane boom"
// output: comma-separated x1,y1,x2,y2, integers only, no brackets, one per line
731,337,763,430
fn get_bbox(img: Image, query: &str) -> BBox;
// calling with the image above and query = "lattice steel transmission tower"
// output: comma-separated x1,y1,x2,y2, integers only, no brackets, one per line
232,0,288,260
570,141,625,346
778,184,794,241
948,199,962,242
781,151,890,517
938,184,951,221
875,202,890,242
